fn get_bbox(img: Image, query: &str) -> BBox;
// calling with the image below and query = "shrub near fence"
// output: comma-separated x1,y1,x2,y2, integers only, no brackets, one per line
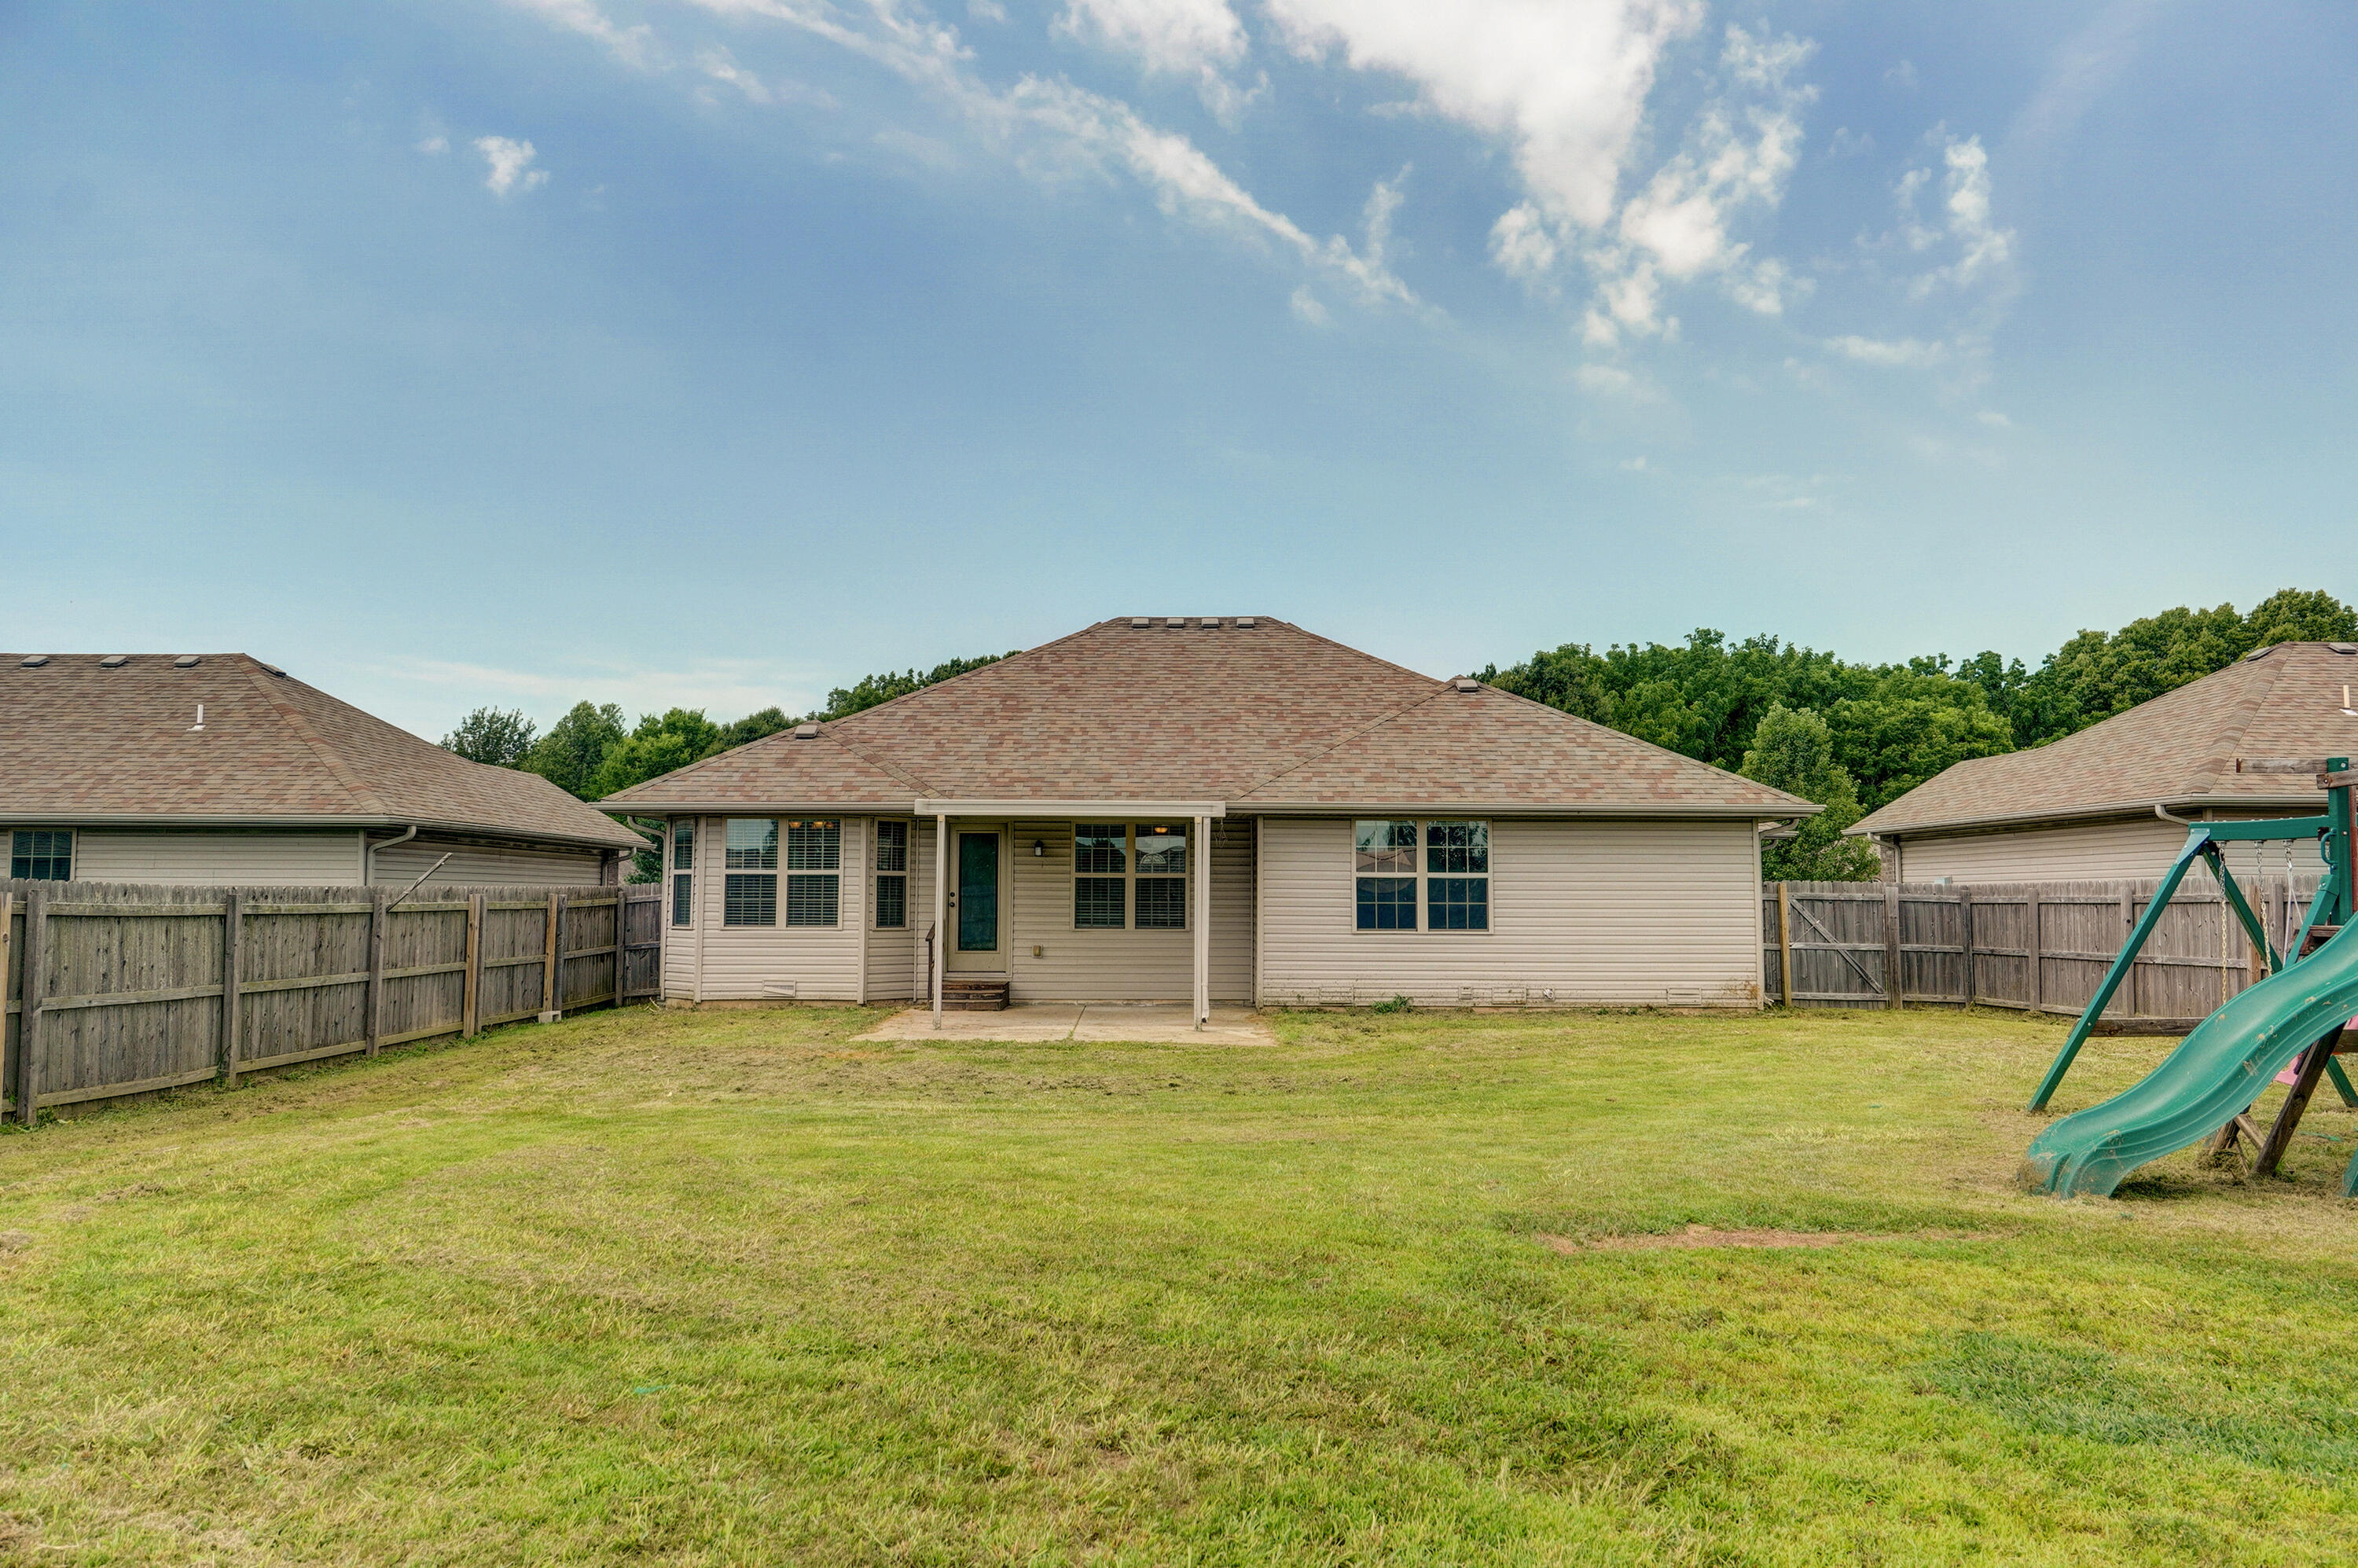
1764,876,2323,1027
2,879,665,1120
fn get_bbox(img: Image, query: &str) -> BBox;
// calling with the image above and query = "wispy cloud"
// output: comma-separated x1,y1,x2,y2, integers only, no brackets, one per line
508,0,656,68
475,135,549,196
1826,333,1944,368
376,655,828,729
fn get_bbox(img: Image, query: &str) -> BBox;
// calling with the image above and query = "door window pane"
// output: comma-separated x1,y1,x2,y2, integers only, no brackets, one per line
957,833,998,950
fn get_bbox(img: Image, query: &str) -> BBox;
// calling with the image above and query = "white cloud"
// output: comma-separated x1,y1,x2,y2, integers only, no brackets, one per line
1266,0,1702,230
376,655,827,732
1056,0,1245,75
698,46,772,102
475,136,550,196
1885,58,1918,90
1289,285,1330,326
1490,202,1558,284
1575,362,1636,396
415,134,449,155
1976,409,2012,428
1825,333,1943,367
507,0,656,68
968,0,1008,19
1892,133,2017,301
1619,454,1649,472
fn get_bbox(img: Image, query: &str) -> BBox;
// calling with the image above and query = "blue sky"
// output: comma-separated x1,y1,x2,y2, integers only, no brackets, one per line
4,1,2353,739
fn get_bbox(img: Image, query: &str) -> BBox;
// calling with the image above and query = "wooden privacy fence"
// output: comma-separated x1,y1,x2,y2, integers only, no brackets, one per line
1763,876,2323,1026
2,879,666,1120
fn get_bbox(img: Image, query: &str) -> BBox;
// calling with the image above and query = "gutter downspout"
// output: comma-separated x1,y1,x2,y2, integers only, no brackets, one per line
364,824,419,885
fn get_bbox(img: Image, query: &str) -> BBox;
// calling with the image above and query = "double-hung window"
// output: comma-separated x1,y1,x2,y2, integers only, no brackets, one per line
874,820,908,929
1354,820,1489,931
10,829,72,881
1072,823,1188,929
784,819,841,926
723,818,777,926
670,820,696,927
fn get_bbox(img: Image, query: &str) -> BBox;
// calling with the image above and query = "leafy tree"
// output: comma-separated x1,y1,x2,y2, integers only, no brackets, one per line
821,652,1012,719
716,707,794,750
522,701,626,798
1739,703,1880,882
440,707,536,767
587,708,725,801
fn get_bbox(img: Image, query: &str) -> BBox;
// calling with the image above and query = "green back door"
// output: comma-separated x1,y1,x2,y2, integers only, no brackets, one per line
957,833,998,951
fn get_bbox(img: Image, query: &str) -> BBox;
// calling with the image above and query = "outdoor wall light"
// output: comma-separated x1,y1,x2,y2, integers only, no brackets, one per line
1033,839,1045,857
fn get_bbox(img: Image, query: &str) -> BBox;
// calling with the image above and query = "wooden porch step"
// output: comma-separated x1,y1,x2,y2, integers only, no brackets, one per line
940,977,1009,1012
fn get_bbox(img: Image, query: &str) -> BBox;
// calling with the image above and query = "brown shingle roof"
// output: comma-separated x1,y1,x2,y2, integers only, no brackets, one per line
0,653,644,850
602,618,1814,817
1853,641,2358,837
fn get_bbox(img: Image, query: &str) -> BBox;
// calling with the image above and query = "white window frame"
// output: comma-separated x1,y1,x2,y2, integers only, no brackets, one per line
670,819,696,928
784,818,842,927
723,817,778,927
1353,819,1491,934
1071,822,1189,931
874,819,909,930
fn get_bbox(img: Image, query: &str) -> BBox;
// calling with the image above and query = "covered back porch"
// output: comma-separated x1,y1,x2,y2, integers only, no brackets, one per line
916,799,1249,1030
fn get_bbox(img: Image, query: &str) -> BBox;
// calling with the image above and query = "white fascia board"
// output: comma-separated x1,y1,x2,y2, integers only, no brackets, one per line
913,799,1229,818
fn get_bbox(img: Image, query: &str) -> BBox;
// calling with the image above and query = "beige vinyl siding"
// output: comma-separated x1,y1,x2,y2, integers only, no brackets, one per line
1894,816,2326,884
663,815,697,1001
373,838,606,888
1258,817,1762,1008
1001,820,1252,1002
863,818,932,1003
68,829,365,885
671,813,865,1002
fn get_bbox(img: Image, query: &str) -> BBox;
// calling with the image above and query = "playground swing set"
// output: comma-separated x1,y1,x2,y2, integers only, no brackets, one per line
2022,755,2358,1199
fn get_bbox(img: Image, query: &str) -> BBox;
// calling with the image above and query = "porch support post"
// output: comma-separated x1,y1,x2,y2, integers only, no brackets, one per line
1194,813,1211,1029
932,813,948,1030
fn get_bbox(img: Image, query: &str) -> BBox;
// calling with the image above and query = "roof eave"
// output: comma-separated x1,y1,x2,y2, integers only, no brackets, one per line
1,810,643,853
1849,792,2329,839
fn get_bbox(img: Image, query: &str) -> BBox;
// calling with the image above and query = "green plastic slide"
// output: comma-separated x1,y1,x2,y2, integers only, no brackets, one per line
2022,922,2358,1199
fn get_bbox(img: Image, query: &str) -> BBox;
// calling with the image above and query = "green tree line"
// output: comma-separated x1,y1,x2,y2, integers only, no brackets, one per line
1480,587,2355,879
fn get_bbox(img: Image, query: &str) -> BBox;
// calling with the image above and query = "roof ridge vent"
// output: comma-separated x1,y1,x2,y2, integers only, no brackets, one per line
793,722,821,739
1165,616,1185,629
1235,616,1255,629
99,655,129,668
1453,678,1481,692
1199,617,1221,629
2245,645,2274,661
19,655,49,668
174,655,200,668
2331,643,2357,655
1130,616,1151,629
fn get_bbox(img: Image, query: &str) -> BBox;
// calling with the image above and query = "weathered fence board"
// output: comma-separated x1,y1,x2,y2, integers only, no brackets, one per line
1764,875,2320,1022
2,878,663,1116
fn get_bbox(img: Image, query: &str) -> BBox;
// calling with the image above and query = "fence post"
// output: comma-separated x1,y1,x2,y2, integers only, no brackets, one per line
1774,883,1794,1007
221,890,242,1086
1959,887,1975,1008
2026,887,2044,1013
366,887,389,1056
462,892,483,1038
611,892,626,1009
1882,883,1903,1010
17,888,45,1126
539,891,561,1023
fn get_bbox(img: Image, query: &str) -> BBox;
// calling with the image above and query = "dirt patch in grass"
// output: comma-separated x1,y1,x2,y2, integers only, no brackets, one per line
1542,1225,1873,1252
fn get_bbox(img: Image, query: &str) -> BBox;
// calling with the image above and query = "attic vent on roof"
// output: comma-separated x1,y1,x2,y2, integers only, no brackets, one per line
1130,617,1151,629
793,722,821,739
99,655,128,668
2334,644,2358,655
1165,617,1185,629
19,655,48,668
1235,616,1255,629
1199,617,1220,629
2246,646,2273,661
260,663,285,677
1453,678,1481,692
174,655,200,668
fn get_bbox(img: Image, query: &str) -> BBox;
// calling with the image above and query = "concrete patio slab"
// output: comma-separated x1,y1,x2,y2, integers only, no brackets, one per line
856,1003,1275,1045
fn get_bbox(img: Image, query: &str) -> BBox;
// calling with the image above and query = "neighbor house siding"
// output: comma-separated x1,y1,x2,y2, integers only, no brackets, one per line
1892,815,2326,884
373,838,607,888
1000,819,1252,1002
670,813,866,1002
1258,816,1762,1008
68,828,367,885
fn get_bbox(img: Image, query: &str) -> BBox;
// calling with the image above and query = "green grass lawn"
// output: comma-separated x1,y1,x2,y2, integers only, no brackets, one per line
5,1002,2358,1565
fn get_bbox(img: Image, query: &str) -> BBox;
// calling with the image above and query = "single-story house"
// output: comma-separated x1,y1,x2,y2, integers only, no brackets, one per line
598,616,1816,1019
2,652,645,886
1853,640,2358,883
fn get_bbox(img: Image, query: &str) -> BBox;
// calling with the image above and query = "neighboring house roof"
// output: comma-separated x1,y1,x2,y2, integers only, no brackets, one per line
602,617,1814,818
1853,641,2358,839
0,652,644,851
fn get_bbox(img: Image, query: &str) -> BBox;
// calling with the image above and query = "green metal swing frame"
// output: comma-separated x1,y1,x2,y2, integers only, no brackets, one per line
2028,757,2356,1113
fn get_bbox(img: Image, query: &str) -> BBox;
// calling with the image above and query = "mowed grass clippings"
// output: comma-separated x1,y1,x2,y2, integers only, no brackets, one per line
2,1006,2358,1562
